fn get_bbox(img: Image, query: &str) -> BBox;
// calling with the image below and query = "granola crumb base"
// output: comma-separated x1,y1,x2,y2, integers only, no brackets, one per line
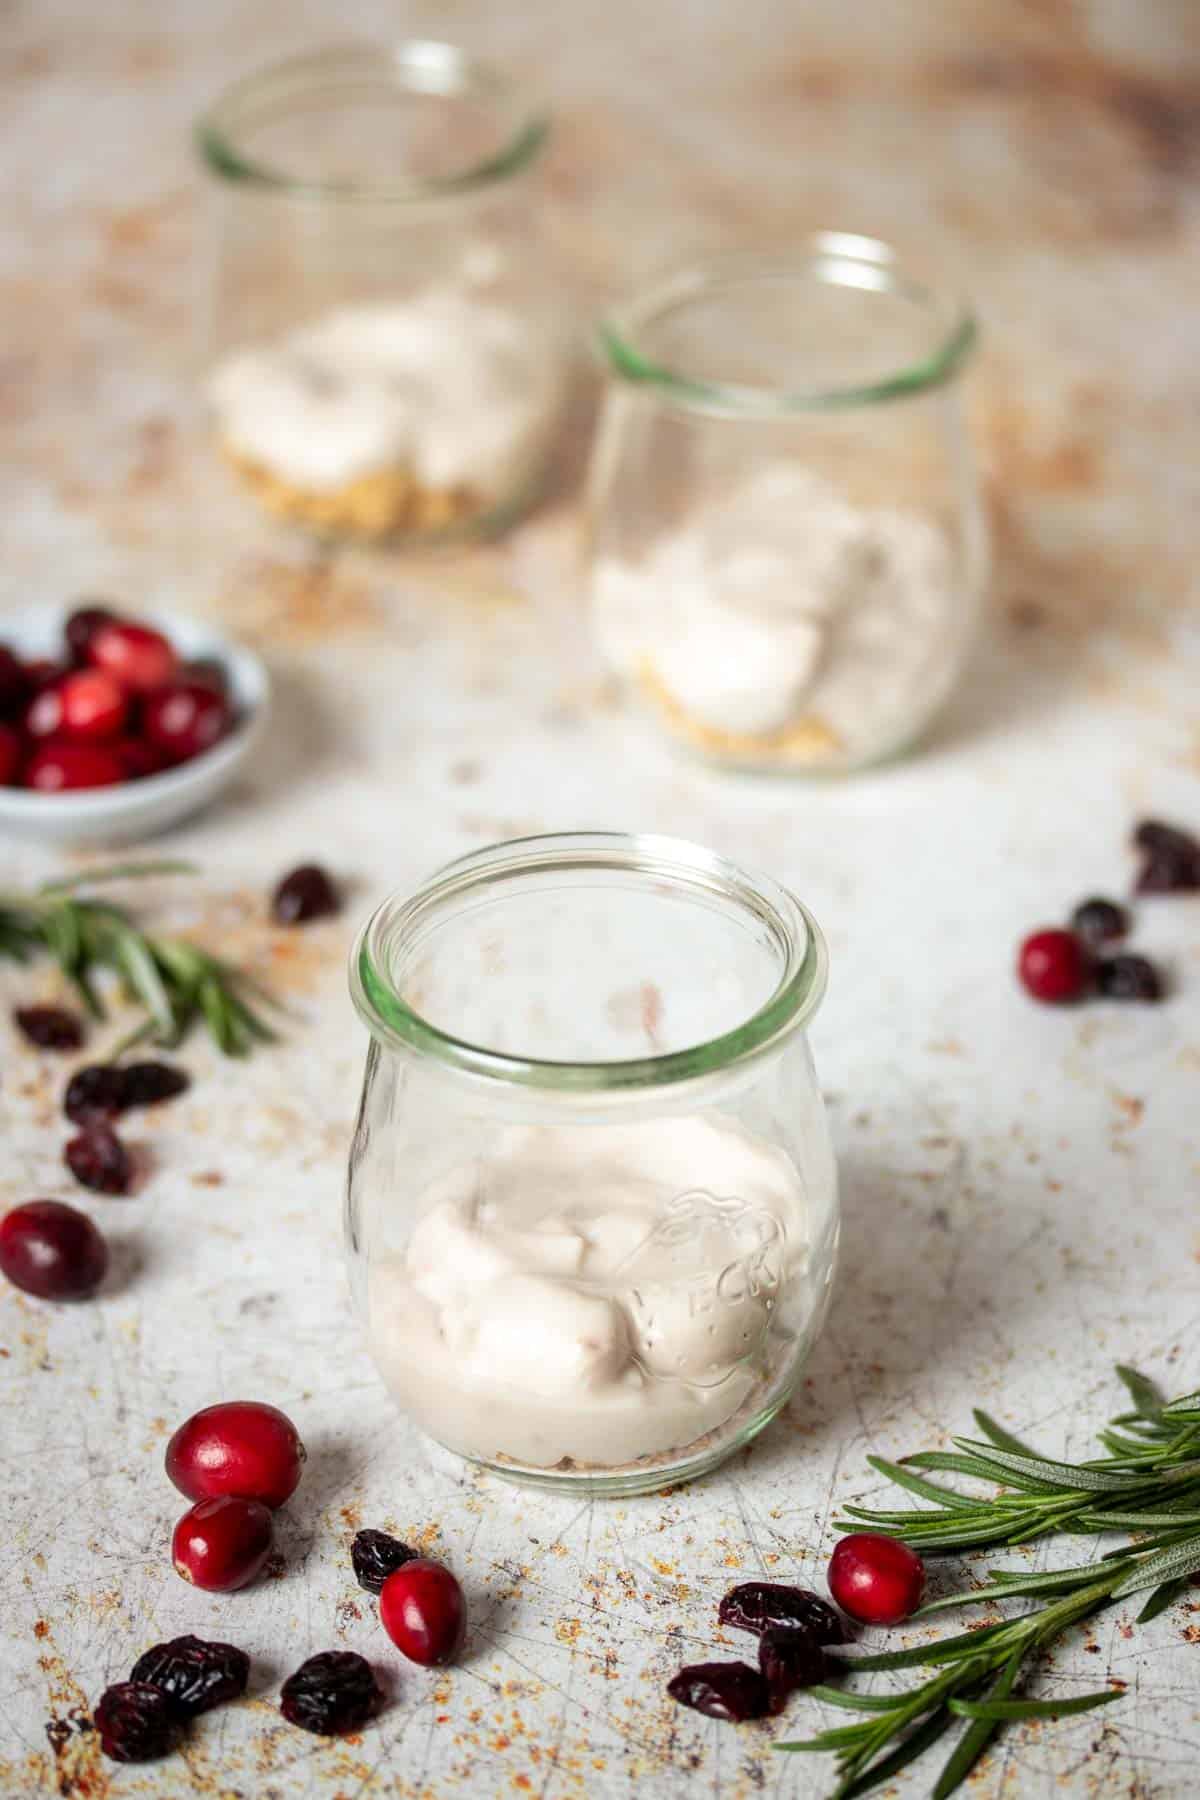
221,441,480,541
638,660,843,765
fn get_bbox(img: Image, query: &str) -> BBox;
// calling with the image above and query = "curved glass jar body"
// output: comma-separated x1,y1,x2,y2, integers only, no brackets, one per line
196,44,567,545
589,239,987,774
346,832,838,1496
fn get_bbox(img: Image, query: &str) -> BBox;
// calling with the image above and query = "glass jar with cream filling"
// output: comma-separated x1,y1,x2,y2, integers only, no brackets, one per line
346,832,838,1496
196,44,566,543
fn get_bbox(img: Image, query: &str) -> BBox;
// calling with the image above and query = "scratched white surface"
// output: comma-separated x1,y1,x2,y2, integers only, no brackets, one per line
3,0,1200,1795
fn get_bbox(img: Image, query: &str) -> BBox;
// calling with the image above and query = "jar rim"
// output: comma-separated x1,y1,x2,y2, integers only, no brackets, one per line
350,832,827,1092
195,42,549,202
597,237,977,416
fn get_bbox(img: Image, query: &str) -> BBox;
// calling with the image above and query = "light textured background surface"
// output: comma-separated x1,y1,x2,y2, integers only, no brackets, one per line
3,0,1200,1795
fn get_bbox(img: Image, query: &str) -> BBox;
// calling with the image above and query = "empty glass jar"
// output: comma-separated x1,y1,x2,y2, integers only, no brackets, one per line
196,43,567,544
589,238,987,773
346,832,838,1496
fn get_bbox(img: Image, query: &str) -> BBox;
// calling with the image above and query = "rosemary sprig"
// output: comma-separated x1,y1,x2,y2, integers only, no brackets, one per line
0,862,276,1057
777,1367,1200,1797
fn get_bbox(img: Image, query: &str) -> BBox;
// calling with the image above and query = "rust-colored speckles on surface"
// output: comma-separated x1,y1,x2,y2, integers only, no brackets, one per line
227,556,380,647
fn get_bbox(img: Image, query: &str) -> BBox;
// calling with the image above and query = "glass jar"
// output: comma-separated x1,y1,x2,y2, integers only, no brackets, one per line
195,44,567,544
346,833,838,1496
588,238,986,773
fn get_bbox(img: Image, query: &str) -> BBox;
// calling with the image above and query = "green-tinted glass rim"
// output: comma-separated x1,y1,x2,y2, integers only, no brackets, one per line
350,832,827,1092
597,236,977,416
196,42,548,201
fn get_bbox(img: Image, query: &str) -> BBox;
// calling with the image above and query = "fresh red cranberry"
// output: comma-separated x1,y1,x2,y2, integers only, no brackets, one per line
88,621,178,694
14,1005,84,1051
280,1652,382,1736
667,1661,770,1722
65,603,119,665
1097,954,1164,1002
114,736,171,781
56,668,128,741
172,1496,273,1592
718,1582,846,1643
0,721,21,784
143,680,231,763
23,682,66,739
65,1125,133,1195
166,1400,306,1509
0,645,27,714
25,741,125,793
0,1200,108,1300
1070,897,1130,946
271,864,340,926
183,658,230,695
351,1528,417,1595
93,1680,176,1762
758,1628,827,1713
130,1635,249,1718
23,657,67,691
1017,928,1090,1004
828,1533,926,1626
379,1559,467,1666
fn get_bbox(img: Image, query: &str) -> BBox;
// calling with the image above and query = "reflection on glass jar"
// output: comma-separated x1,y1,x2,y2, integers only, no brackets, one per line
346,833,839,1496
196,44,567,544
589,239,987,773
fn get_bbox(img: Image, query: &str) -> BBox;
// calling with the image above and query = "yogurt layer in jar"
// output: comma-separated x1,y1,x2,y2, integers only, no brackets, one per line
346,833,839,1496
197,45,566,543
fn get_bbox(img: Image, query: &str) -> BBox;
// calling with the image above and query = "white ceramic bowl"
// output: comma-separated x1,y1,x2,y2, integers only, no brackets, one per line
0,606,270,846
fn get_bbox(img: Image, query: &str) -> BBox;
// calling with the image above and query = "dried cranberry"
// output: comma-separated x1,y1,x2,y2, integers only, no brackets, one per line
120,1061,189,1109
93,1681,175,1762
65,1125,133,1196
1096,954,1164,1003
271,864,340,926
0,721,21,784
352,1528,417,1595
65,604,119,665
130,1635,249,1718
1133,820,1200,893
379,1559,466,1666
718,1582,846,1644
64,1064,128,1124
279,1652,381,1736
14,1005,84,1051
166,1400,306,1509
667,1661,770,1722
0,1200,108,1300
1070,897,1130,946
172,1495,274,1592
1017,928,1090,1004
758,1628,827,1713
88,621,178,694
1134,819,1199,857
828,1533,926,1626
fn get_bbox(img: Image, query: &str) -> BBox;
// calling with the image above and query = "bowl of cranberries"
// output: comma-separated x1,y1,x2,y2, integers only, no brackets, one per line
0,602,269,844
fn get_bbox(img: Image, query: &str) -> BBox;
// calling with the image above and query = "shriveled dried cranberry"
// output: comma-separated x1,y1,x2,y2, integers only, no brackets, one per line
172,1495,274,1592
828,1533,926,1626
352,1528,417,1595
14,1005,84,1051
1134,819,1200,894
1096,954,1164,1003
120,1061,189,1109
379,1559,466,1666
130,1635,249,1718
1017,928,1090,1004
667,1661,769,1722
65,604,119,665
64,1064,128,1124
1070,897,1129,946
65,1125,133,1195
758,1628,827,1713
271,864,340,926
166,1400,305,1509
93,1681,175,1762
718,1582,846,1644
280,1652,381,1736
0,1200,108,1300
1134,819,1199,857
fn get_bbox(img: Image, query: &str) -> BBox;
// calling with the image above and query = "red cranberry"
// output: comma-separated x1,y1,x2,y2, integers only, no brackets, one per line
14,1005,84,1051
65,603,119,665
166,1400,306,1509
0,645,28,714
828,1533,926,1627
0,721,21,784
379,1558,467,1666
23,682,66,739
183,658,230,695
88,621,178,694
143,680,231,763
25,742,125,793
1017,928,1090,1004
65,1125,133,1195
666,1661,770,1722
57,668,128,741
115,736,171,781
93,1680,176,1762
23,657,67,691
1070,897,1129,946
0,1200,108,1300
271,864,340,925
172,1496,273,1592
